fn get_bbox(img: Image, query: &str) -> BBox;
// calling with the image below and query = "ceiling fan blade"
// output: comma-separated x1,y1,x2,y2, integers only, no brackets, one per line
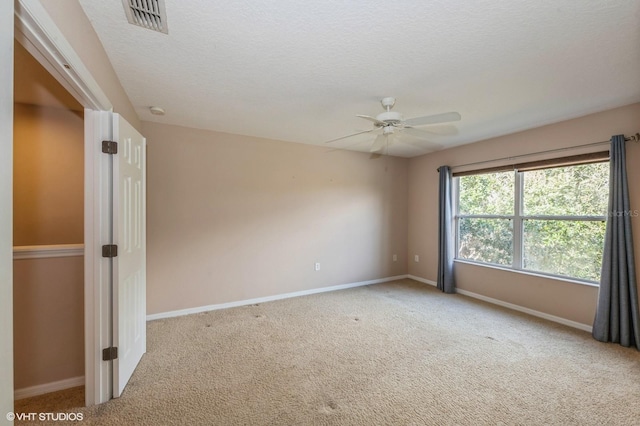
404,124,458,136
404,111,461,127
325,129,375,143
402,127,437,140
370,134,386,153
356,114,385,126
386,133,395,146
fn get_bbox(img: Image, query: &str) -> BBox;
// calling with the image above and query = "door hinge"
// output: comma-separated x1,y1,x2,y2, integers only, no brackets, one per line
102,244,118,258
102,347,118,361
102,140,118,154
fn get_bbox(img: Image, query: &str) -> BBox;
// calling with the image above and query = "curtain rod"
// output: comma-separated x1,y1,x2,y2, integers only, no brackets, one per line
446,132,640,172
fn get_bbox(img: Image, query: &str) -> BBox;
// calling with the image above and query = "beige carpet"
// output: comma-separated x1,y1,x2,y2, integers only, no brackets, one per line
16,279,640,425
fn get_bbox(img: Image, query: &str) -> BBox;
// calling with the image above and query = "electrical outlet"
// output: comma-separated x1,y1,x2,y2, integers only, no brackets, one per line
414,255,419,262
315,262,320,271
393,254,397,262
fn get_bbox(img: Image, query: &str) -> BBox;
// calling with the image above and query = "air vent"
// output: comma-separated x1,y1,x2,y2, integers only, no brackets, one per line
122,0,168,34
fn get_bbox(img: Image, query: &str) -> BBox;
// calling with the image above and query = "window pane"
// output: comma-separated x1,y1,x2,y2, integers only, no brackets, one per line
523,219,605,282
522,163,609,216
458,218,512,265
458,172,514,215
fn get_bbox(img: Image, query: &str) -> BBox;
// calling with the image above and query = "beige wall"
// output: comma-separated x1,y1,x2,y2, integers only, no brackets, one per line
13,103,84,392
37,0,141,131
1,0,14,419
408,103,640,326
13,103,84,246
13,256,84,390
143,122,408,315
14,41,82,112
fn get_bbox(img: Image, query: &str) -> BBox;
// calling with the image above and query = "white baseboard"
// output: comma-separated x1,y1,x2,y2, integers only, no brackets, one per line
15,376,84,400
147,275,410,321
407,274,437,287
455,288,593,332
148,274,593,332
407,275,592,333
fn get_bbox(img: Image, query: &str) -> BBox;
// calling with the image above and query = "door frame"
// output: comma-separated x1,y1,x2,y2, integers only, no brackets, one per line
1,0,14,420
15,0,116,406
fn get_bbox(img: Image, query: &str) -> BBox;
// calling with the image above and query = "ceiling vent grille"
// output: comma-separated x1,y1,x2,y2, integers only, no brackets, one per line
122,0,168,34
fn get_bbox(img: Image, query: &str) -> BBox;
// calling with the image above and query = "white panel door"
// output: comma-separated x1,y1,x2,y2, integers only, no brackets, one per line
112,114,146,398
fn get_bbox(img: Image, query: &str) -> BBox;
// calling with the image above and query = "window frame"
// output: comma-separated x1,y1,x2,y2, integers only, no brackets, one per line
454,163,608,284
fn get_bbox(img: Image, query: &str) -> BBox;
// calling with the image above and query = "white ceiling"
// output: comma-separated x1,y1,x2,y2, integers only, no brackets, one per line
79,0,640,157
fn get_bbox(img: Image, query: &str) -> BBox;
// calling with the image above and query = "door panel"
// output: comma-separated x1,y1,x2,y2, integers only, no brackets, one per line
112,114,146,397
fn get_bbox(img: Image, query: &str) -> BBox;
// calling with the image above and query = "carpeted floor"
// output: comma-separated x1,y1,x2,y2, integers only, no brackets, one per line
15,279,640,425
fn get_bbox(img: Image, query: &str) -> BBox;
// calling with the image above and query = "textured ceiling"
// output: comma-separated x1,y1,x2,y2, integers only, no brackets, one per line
79,0,640,157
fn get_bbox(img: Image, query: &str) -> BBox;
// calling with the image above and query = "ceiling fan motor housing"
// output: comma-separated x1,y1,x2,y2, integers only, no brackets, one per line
376,111,403,126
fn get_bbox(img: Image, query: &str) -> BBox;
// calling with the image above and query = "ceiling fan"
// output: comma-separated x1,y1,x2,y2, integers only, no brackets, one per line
327,97,461,153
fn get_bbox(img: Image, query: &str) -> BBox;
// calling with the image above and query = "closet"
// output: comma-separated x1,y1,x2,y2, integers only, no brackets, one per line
13,40,85,399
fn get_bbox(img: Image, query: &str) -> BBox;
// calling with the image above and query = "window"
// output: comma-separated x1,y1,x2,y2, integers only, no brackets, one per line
455,161,609,282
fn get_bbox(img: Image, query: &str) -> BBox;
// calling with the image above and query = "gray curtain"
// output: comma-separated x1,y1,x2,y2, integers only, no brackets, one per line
437,166,455,293
593,135,640,350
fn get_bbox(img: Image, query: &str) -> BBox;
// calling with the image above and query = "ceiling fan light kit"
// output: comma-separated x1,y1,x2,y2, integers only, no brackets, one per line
327,97,461,155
